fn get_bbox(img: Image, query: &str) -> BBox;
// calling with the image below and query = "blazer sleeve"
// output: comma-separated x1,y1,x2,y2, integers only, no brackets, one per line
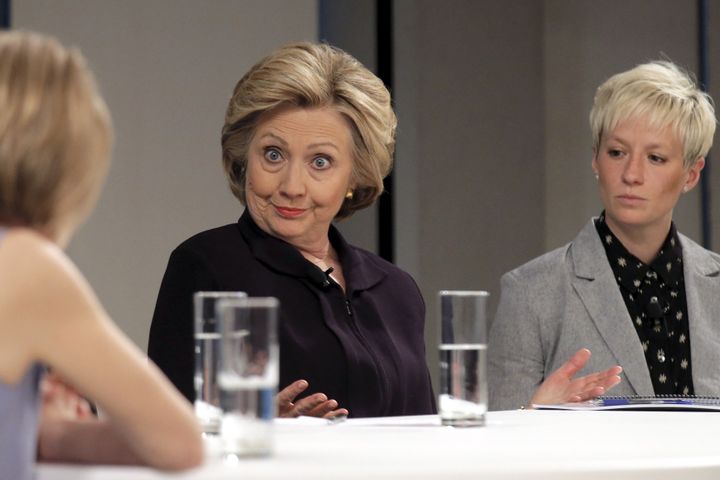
488,270,545,411
148,246,217,402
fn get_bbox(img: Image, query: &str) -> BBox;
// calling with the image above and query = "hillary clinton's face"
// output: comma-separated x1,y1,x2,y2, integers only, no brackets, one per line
244,105,354,248
592,116,704,239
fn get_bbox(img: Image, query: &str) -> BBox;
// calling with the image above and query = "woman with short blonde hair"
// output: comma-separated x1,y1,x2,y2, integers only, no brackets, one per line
590,60,715,168
490,60,719,410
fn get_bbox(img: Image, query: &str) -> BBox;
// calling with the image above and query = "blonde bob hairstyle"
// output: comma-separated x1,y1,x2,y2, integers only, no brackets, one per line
221,42,396,219
590,61,716,168
0,31,112,241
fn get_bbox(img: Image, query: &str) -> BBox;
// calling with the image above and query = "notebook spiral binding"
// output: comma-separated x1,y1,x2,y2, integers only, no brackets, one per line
600,394,720,403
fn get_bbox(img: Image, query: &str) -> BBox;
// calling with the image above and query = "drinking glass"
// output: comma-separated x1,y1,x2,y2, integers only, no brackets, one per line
217,296,279,458
194,291,246,435
438,290,489,427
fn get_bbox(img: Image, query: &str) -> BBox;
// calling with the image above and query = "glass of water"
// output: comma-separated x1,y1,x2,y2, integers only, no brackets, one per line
217,296,279,458
194,291,246,436
438,290,489,427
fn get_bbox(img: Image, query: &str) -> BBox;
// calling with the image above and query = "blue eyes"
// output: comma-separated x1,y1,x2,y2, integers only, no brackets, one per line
263,148,331,170
264,148,282,162
312,157,331,169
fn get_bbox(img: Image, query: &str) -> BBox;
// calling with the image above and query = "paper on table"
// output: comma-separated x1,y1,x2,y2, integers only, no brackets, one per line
533,396,720,412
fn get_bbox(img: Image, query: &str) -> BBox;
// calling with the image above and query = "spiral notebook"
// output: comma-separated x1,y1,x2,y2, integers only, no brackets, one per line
533,395,720,412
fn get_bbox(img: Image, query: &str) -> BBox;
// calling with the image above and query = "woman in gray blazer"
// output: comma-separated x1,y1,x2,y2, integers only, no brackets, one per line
489,61,718,411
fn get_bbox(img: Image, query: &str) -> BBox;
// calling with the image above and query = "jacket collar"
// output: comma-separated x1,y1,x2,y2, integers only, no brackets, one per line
594,213,683,292
236,209,386,292
571,219,611,281
570,219,655,395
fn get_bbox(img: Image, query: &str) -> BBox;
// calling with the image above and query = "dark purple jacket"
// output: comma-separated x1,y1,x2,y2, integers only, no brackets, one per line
148,211,436,417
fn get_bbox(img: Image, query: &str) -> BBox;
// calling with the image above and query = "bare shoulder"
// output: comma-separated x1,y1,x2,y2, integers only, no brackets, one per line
0,229,102,366
0,231,66,379
0,229,89,302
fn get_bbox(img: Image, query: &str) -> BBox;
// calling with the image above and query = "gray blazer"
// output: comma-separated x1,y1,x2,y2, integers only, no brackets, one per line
488,219,720,411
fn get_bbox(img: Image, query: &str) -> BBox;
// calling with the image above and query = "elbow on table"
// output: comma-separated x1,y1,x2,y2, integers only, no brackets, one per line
146,429,204,471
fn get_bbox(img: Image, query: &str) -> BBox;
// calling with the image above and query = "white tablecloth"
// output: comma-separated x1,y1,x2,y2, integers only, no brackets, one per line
37,410,720,479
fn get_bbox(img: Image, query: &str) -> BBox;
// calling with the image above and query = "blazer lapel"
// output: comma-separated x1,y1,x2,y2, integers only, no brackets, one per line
569,220,654,395
680,235,720,395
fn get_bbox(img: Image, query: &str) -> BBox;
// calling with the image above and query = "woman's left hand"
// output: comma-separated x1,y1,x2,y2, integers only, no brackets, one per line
529,348,622,407
277,379,349,419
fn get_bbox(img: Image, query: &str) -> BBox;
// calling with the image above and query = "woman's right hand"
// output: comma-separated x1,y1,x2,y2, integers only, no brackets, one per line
529,348,622,407
277,379,349,419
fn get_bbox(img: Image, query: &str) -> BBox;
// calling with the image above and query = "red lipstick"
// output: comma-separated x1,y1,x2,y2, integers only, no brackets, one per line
274,205,306,218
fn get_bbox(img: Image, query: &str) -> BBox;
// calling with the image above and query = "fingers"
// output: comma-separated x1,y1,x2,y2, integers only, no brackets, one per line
276,379,345,418
290,393,338,417
574,366,623,391
277,379,309,404
322,408,349,420
573,386,606,402
301,398,347,418
570,368,623,402
531,349,623,406
275,379,350,419
550,348,592,380
277,379,309,409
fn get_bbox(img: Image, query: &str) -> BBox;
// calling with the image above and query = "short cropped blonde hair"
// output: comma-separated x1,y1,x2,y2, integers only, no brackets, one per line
221,42,396,219
0,31,112,239
590,61,716,168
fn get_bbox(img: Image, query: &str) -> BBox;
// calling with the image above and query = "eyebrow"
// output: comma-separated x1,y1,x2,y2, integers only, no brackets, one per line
257,132,340,152
307,141,340,152
258,132,288,148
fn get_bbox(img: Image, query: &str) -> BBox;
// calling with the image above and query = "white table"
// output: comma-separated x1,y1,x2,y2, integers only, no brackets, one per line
37,410,720,479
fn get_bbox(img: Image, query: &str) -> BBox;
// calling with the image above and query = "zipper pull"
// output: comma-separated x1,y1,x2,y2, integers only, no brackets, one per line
345,299,353,317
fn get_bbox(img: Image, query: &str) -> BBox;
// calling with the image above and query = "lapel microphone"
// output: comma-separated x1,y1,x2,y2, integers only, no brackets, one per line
647,296,669,337
322,267,335,288
305,263,334,288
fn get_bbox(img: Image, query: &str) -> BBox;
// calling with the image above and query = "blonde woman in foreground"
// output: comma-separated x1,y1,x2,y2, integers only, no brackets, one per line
0,31,202,480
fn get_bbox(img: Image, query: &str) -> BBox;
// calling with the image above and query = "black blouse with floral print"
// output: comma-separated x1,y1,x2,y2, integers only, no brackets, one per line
594,212,694,395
